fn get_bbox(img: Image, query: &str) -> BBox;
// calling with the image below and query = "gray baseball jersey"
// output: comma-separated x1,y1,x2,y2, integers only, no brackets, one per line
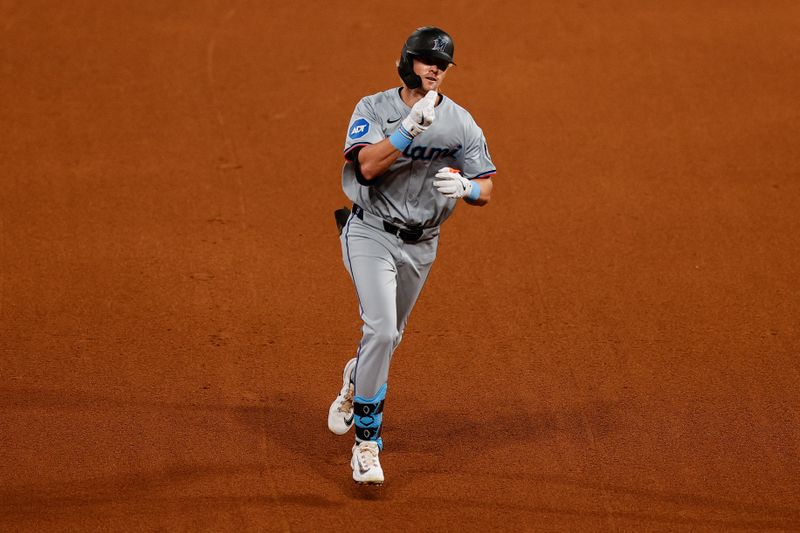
342,87,496,228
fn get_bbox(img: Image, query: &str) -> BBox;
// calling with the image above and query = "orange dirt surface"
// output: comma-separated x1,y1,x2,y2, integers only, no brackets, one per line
2,1,800,531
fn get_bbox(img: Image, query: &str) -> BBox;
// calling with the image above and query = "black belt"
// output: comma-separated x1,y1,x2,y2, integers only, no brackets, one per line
352,204,425,243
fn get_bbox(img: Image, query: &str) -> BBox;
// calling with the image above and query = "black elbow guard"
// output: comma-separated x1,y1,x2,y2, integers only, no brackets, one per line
350,146,380,187
353,155,372,186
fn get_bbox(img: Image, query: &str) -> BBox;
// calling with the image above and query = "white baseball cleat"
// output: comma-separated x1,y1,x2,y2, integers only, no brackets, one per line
327,357,356,435
351,441,384,485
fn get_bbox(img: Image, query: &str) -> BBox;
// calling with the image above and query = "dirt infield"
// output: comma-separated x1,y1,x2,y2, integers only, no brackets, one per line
2,1,800,530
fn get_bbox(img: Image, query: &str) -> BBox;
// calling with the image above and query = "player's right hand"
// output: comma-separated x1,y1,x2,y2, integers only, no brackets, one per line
402,90,437,137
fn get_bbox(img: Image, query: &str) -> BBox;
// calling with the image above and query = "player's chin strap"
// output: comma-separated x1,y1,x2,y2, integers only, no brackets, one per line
353,383,387,451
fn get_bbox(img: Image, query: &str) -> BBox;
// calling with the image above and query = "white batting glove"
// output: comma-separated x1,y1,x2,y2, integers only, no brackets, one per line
433,167,476,199
401,90,437,137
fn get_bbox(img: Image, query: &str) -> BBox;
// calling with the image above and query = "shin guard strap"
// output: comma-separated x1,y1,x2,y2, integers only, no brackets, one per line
354,384,387,445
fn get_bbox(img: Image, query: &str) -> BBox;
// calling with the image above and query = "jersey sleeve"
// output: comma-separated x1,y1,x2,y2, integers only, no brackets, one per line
343,97,385,161
461,119,496,180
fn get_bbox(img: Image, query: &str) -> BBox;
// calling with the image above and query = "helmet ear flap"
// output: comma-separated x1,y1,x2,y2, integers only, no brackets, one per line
397,46,422,89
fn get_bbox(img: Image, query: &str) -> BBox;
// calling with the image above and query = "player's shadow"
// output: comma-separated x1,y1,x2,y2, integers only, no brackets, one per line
391,397,622,453
230,393,800,527
232,393,394,499
231,391,618,497
232,391,457,500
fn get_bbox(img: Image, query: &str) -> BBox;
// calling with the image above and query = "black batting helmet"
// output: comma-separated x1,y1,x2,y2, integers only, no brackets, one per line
397,26,455,89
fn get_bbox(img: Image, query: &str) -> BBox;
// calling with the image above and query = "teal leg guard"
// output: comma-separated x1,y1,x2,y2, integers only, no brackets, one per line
353,383,386,450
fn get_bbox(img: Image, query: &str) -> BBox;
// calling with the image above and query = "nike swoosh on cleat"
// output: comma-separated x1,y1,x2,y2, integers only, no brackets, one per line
387,117,402,123
344,414,354,425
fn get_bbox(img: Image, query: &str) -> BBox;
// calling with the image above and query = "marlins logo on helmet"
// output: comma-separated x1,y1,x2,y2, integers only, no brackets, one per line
432,36,448,53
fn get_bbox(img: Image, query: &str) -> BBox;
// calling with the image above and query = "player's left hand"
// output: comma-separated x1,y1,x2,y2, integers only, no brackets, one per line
433,167,475,199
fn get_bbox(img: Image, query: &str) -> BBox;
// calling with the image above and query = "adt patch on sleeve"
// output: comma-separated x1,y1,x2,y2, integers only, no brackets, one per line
349,118,370,139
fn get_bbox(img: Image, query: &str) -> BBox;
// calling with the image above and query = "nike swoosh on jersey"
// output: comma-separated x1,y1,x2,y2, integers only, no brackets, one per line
387,117,402,123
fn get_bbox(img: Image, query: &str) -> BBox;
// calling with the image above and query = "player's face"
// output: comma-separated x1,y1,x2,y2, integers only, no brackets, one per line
413,57,449,92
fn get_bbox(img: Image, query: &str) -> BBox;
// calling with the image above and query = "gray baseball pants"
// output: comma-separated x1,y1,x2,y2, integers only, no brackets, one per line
340,211,439,398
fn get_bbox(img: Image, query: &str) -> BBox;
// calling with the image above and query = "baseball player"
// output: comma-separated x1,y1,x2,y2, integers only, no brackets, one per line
328,26,496,485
